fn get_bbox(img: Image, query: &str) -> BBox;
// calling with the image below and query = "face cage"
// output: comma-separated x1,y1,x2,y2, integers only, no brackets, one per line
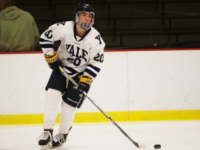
75,11,95,30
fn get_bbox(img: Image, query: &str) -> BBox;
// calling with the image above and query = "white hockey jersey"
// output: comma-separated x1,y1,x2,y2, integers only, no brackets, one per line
40,21,105,79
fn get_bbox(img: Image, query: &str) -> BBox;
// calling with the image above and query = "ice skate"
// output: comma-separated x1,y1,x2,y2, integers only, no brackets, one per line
52,133,68,148
38,130,53,150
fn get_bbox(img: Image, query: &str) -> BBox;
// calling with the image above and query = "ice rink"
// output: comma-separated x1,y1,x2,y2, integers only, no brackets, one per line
0,121,200,150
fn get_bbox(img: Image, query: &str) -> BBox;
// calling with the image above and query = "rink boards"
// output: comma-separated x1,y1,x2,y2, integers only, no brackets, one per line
0,49,200,125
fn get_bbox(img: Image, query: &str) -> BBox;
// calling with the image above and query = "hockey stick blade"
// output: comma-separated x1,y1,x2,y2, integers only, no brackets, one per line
59,66,146,149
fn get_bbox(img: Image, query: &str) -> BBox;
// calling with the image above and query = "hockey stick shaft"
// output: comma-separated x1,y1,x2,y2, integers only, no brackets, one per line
59,66,145,149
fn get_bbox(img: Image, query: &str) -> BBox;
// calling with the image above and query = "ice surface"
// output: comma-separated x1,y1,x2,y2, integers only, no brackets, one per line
0,121,200,150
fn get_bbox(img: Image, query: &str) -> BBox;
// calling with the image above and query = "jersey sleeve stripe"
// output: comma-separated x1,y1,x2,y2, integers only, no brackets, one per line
40,38,52,42
85,68,97,78
40,44,54,49
87,64,100,72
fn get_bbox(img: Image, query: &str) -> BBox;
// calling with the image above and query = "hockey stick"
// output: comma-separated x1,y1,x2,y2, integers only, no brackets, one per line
59,66,146,149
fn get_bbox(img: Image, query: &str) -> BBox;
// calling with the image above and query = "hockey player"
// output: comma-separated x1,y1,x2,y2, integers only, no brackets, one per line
38,3,105,150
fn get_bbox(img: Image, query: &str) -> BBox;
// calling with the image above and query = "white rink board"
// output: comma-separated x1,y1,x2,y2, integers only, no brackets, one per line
128,50,200,110
0,54,51,114
0,50,200,115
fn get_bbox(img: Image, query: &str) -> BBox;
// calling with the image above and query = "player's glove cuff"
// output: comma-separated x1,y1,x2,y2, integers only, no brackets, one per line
79,75,92,85
44,52,62,72
77,75,92,95
44,52,59,63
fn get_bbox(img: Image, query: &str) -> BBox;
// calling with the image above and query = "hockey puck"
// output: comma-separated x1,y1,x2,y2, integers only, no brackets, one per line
154,144,161,149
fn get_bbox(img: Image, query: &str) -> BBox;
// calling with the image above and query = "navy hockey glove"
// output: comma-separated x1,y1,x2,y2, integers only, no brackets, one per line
77,75,92,95
44,52,62,72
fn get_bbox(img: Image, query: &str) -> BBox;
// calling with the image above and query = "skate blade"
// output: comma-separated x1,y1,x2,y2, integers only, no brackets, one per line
50,144,63,149
40,142,52,150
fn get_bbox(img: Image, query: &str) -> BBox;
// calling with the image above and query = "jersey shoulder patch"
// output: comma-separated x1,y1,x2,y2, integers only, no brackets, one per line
88,28,105,46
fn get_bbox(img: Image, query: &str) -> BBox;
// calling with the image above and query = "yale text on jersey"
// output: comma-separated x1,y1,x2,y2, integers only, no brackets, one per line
66,44,88,62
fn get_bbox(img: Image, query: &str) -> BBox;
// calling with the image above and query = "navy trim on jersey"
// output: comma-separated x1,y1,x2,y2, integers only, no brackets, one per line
40,38,52,42
88,64,100,72
85,68,97,78
40,44,54,48
63,66,78,76
73,24,91,42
